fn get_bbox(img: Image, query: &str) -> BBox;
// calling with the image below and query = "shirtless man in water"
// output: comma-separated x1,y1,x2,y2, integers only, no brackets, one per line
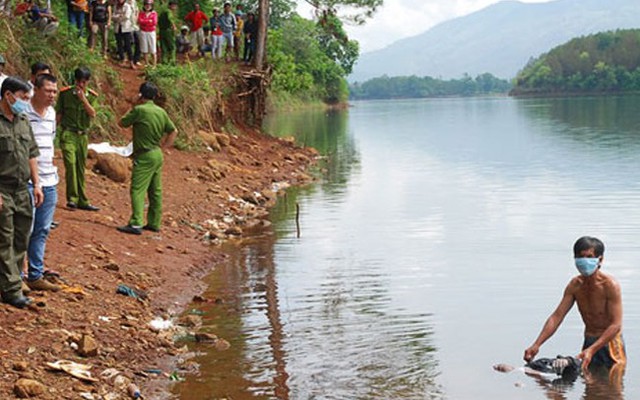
524,236,626,370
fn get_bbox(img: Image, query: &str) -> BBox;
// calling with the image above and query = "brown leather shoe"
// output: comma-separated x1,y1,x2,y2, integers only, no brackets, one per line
21,280,32,294
26,277,61,292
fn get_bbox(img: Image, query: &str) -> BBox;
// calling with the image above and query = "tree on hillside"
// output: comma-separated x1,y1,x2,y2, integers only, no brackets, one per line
512,29,640,95
241,0,296,27
269,15,350,102
252,0,381,70
255,0,269,70
303,0,383,25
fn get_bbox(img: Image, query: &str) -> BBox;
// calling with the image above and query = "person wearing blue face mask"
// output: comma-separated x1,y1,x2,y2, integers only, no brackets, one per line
524,236,626,372
0,76,44,309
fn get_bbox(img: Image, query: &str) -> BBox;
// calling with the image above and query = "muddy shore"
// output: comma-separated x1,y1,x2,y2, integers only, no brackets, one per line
0,126,317,399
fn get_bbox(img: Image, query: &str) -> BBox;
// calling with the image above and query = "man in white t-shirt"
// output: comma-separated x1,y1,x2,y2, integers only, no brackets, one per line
24,73,60,292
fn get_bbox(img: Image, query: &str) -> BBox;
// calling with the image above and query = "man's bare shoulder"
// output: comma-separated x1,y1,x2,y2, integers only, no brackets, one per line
565,276,583,292
568,271,620,296
599,271,621,295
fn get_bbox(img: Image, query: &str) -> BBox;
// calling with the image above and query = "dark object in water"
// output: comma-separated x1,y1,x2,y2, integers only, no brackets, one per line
527,355,581,381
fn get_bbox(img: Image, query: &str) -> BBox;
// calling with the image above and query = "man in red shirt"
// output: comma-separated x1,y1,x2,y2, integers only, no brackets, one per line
184,3,207,57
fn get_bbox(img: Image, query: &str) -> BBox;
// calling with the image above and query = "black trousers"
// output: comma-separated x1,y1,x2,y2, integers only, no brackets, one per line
116,30,133,62
133,30,141,63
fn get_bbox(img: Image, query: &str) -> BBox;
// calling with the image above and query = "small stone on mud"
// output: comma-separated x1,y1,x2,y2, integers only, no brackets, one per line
14,378,46,398
73,382,93,392
194,333,217,343
13,361,29,372
179,315,202,328
77,334,99,357
103,262,120,272
215,339,231,351
192,295,208,303
224,226,242,236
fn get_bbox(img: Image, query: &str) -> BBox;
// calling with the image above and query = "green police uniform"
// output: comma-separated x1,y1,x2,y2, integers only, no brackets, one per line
0,111,39,301
158,7,177,64
120,100,176,229
55,86,97,207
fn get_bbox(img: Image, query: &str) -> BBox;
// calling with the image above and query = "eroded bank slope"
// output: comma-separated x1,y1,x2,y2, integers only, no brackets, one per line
0,125,317,399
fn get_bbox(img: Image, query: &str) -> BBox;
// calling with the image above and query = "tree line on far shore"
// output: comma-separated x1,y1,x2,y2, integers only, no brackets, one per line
512,29,640,96
348,73,512,100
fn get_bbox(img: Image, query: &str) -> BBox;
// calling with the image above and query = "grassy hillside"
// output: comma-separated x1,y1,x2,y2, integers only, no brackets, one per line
511,29,640,95
1,14,237,149
0,17,123,139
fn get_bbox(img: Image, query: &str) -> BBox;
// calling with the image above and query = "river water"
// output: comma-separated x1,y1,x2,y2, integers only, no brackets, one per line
174,96,640,399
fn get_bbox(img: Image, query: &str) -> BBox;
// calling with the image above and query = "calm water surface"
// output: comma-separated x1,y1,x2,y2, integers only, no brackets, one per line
175,96,640,399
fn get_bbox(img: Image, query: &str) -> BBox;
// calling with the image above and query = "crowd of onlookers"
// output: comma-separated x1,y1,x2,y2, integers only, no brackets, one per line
1,0,259,67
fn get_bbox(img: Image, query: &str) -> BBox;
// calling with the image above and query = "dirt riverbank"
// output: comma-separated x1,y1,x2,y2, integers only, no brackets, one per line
0,117,317,399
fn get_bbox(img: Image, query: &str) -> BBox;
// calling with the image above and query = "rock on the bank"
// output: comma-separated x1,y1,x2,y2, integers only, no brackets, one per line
198,130,230,152
179,314,202,328
14,379,46,398
94,153,131,183
225,226,243,236
215,339,231,351
195,332,218,343
13,361,29,372
77,334,99,357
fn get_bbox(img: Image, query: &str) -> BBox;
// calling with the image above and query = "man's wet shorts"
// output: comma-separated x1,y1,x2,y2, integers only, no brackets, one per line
583,332,626,368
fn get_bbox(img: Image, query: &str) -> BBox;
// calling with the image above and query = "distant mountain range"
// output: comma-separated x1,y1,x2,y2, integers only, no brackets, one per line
349,0,640,82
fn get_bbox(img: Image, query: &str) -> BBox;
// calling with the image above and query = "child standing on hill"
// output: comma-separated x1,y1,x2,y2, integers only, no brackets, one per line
209,8,223,59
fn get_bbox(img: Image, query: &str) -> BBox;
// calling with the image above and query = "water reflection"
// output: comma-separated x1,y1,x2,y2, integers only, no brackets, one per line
264,109,359,192
527,365,625,400
176,96,640,399
582,365,625,400
518,96,640,159
176,108,440,399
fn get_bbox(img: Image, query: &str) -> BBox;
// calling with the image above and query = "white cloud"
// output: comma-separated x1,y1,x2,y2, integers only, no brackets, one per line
297,0,554,53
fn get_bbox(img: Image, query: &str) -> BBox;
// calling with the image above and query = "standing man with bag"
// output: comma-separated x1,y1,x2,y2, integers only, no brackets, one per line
117,82,176,235
56,67,100,211
0,77,43,308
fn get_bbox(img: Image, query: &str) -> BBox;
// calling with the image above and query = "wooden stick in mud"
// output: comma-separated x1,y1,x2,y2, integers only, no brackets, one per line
296,203,300,238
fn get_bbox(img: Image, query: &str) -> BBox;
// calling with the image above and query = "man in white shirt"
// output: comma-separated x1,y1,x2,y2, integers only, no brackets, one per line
24,73,60,292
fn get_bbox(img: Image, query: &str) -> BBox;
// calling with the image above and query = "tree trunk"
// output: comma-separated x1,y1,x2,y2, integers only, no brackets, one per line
254,0,269,70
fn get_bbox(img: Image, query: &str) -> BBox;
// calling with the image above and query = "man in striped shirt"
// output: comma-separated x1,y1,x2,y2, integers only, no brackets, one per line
24,73,60,292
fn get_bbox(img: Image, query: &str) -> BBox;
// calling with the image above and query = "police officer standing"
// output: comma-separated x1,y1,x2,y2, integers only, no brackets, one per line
56,67,100,211
0,77,43,308
117,82,176,235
